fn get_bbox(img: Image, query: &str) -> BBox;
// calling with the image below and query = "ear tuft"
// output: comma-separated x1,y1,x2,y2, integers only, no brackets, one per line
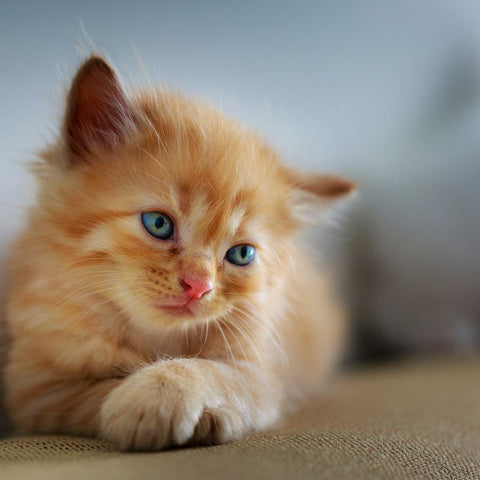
63,56,134,161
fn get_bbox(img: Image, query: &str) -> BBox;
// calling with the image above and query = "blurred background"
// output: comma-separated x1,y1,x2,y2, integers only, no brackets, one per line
1,0,479,363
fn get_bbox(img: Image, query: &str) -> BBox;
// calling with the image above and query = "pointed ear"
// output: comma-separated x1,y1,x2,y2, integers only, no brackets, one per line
285,168,356,224
63,56,134,161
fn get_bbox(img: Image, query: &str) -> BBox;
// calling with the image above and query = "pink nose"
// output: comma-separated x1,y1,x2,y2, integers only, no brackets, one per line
180,276,213,300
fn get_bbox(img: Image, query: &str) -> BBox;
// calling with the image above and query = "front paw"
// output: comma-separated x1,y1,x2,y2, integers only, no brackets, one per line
99,361,249,451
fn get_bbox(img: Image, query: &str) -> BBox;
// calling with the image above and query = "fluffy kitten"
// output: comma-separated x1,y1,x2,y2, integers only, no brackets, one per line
5,56,354,450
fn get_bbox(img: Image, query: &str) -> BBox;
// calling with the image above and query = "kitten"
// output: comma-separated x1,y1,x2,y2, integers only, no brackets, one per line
5,56,354,450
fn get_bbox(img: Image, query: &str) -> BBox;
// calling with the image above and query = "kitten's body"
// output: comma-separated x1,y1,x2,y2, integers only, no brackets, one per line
5,57,352,450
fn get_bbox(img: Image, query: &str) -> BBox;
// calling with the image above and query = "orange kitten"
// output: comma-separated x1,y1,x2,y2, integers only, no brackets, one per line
5,56,354,450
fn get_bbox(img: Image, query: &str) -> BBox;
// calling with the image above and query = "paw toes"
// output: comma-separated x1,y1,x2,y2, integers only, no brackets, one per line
172,401,203,446
212,406,243,443
192,406,245,445
133,411,168,451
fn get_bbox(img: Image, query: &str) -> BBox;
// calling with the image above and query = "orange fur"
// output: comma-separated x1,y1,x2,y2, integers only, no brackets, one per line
5,56,354,450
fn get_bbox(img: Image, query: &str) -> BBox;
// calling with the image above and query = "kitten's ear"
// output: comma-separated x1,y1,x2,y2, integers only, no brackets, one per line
63,56,134,161
286,168,356,224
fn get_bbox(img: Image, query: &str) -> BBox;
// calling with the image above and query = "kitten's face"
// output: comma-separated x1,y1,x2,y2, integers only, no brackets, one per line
76,140,289,331
40,57,353,334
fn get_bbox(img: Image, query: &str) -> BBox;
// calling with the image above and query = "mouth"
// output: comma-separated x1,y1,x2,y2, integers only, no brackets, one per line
154,297,198,316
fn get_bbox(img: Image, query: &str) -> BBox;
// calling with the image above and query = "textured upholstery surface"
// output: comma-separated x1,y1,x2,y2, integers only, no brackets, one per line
1,358,479,480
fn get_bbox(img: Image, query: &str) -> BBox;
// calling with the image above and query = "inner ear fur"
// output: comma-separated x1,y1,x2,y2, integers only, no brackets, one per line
63,56,134,161
284,167,356,224
285,168,356,199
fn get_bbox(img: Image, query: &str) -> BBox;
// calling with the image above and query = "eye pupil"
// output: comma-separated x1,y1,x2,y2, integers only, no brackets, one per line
154,217,165,229
241,246,247,258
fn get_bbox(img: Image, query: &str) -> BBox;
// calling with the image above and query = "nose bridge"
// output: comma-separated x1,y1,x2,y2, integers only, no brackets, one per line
179,251,215,282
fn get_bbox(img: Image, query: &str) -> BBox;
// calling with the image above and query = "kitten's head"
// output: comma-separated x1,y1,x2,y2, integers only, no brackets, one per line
38,56,354,333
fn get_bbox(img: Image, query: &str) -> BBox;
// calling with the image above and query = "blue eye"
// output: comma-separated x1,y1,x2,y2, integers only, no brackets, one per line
141,212,174,240
225,244,255,266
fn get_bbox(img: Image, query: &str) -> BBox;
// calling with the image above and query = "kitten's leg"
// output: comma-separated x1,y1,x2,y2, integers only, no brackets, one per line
5,361,122,436
7,356,279,449
100,358,281,450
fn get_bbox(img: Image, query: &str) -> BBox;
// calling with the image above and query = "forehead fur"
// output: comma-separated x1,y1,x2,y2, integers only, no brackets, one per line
133,91,293,242
135,90,285,194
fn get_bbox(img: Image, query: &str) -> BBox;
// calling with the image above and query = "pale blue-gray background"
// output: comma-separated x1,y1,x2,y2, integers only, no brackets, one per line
2,0,480,358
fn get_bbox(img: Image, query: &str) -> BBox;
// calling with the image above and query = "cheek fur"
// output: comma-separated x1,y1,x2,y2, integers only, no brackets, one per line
220,264,265,298
84,222,183,298
144,264,179,295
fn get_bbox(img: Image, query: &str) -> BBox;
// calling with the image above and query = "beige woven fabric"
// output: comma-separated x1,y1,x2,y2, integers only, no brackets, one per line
1,358,479,480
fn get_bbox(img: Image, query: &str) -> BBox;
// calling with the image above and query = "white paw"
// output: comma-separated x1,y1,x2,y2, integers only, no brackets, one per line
99,363,249,450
